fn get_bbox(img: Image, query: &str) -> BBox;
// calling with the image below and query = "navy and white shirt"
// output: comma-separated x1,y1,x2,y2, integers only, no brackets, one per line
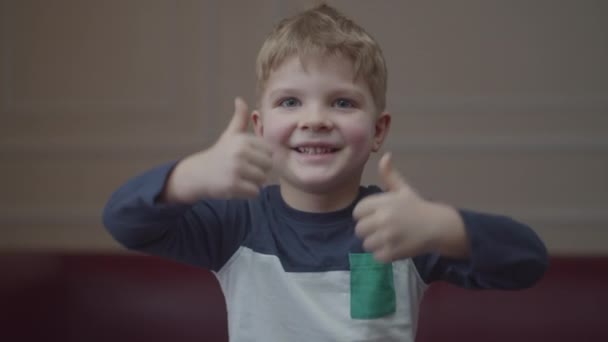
103,162,548,342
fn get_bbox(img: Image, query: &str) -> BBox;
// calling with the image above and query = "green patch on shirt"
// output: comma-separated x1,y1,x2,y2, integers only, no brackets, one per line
349,253,396,319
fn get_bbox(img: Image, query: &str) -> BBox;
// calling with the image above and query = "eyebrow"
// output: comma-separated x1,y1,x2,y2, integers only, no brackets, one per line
267,87,366,101
329,88,366,101
267,88,304,99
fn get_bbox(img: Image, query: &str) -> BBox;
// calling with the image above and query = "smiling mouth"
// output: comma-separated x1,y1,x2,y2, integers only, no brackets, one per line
293,147,339,154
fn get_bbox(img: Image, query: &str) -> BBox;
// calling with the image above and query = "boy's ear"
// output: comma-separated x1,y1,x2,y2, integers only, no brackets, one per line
251,110,264,137
372,112,391,152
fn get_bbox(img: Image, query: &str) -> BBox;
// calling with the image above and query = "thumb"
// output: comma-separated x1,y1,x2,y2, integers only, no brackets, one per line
225,97,250,134
379,152,408,192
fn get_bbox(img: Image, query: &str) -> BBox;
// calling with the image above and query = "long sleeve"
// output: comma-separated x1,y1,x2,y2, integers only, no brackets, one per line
102,162,250,271
413,209,549,290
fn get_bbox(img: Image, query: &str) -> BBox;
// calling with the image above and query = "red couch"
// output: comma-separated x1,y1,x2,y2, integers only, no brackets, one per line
1,253,606,342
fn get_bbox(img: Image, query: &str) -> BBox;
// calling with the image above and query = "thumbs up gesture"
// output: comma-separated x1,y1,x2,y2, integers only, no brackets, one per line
353,152,460,262
162,97,273,203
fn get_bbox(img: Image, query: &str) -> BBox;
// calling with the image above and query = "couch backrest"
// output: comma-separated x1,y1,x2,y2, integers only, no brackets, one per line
2,253,607,342
417,257,608,342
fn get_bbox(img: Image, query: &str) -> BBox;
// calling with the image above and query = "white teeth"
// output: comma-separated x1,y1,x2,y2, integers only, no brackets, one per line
297,147,334,154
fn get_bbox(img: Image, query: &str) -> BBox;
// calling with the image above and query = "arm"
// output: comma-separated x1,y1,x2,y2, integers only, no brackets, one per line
102,98,273,270
352,152,548,289
102,161,249,271
413,208,549,290
102,162,188,249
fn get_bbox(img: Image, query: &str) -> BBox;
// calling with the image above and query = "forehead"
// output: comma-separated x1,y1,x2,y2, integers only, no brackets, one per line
263,54,371,95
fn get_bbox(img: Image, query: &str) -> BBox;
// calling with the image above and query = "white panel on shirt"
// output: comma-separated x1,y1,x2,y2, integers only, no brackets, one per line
215,247,428,342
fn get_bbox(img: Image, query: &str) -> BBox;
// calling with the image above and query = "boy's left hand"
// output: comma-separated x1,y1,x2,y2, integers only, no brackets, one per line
353,152,464,263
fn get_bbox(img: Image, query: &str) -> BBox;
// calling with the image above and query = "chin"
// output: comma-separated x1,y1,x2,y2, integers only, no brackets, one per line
298,179,338,193
287,171,359,194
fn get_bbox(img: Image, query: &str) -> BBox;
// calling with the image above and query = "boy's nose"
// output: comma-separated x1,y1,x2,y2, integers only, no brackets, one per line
298,109,334,131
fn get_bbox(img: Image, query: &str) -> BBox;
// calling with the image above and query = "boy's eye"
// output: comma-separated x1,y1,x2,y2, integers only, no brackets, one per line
279,97,301,108
334,98,355,108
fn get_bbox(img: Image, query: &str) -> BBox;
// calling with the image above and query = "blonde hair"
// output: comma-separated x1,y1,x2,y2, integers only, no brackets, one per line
256,3,388,111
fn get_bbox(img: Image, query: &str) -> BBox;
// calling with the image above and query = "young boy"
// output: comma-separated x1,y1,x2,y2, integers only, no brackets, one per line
103,4,548,341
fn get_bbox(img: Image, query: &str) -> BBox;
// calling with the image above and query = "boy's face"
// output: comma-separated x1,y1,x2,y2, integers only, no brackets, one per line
252,54,390,194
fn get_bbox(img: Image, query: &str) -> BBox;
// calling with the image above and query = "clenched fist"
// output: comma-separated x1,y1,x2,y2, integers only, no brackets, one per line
162,97,273,203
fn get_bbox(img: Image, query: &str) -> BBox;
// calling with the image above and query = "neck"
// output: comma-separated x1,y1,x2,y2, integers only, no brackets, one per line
279,178,362,213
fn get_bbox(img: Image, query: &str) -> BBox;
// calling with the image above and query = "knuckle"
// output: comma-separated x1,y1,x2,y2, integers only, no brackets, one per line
234,146,248,160
380,232,393,245
381,229,398,245
382,212,393,223
227,167,242,184
375,211,390,225
261,159,273,172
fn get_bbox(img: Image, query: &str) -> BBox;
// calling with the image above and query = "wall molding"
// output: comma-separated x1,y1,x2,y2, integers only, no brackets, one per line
390,94,608,114
384,137,608,153
0,141,208,159
1,136,607,160
199,0,220,135
1,205,607,227
4,94,607,117
3,100,176,116
1,0,14,115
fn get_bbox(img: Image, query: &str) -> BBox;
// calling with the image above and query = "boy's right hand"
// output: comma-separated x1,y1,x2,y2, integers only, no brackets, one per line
161,97,273,204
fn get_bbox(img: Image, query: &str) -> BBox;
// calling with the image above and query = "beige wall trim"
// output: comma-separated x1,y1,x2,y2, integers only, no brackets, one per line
1,205,607,227
0,142,207,159
0,0,14,114
3,100,176,116
1,137,606,160
394,94,608,114
3,94,607,117
384,137,608,152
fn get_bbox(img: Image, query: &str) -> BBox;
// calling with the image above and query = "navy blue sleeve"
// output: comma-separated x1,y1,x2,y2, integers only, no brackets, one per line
413,209,549,290
102,162,250,271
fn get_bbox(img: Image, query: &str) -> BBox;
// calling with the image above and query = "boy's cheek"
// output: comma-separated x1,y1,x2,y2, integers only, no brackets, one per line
262,128,288,146
261,120,297,145
342,123,376,148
